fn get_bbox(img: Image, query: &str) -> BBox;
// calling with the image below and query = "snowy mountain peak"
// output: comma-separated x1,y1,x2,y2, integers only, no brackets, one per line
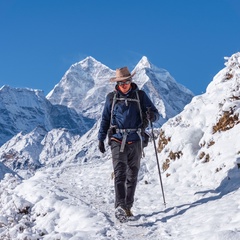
82,55,96,62
0,85,44,97
136,56,152,69
46,57,115,119
67,56,111,79
71,56,103,71
224,52,240,67
207,52,240,94
47,56,194,124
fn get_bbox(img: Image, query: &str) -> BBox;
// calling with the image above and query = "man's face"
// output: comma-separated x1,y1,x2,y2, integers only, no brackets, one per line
117,79,131,93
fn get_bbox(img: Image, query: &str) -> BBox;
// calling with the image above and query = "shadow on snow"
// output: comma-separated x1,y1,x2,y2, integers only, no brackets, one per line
131,166,240,227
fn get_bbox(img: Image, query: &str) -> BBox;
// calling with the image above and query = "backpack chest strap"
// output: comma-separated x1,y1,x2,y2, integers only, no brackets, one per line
115,97,139,106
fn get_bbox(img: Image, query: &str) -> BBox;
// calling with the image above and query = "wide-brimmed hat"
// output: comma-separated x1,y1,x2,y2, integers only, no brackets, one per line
110,67,135,82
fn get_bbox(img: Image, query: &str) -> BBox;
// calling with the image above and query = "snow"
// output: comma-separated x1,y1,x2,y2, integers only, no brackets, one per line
1,52,240,239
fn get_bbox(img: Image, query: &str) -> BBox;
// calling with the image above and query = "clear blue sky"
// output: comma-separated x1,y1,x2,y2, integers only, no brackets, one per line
1,0,240,95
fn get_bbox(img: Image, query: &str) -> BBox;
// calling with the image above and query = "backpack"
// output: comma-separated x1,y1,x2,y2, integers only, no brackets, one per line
107,89,150,154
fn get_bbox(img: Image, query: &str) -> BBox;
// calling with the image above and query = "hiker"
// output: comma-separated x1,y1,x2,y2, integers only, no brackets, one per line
98,66,159,222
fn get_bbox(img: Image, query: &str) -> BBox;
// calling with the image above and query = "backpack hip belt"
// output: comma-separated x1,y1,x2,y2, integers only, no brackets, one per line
116,128,143,153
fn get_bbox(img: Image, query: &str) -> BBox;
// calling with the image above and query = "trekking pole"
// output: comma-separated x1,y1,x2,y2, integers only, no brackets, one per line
147,107,166,207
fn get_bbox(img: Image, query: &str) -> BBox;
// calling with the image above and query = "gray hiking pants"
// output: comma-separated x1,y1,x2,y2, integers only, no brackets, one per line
111,140,142,209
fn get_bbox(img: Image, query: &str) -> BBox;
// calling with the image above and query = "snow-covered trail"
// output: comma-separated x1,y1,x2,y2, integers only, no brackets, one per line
12,143,240,240
47,159,163,240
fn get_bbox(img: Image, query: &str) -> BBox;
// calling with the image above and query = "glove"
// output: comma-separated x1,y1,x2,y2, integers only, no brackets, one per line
146,109,155,122
98,141,106,153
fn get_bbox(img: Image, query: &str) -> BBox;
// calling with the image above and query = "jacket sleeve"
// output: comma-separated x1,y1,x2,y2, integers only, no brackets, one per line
98,93,112,141
140,90,160,122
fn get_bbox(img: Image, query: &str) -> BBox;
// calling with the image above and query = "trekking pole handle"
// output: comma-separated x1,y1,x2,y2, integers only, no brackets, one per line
146,107,153,127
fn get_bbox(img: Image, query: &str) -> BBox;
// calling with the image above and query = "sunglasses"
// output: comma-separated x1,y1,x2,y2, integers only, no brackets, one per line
117,79,132,86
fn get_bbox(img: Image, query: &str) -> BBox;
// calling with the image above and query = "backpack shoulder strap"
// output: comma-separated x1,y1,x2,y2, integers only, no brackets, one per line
110,91,117,127
135,90,144,126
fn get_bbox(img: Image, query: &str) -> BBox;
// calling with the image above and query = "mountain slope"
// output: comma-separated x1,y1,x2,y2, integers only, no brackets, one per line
133,56,194,124
46,56,115,120
157,52,240,186
0,86,91,146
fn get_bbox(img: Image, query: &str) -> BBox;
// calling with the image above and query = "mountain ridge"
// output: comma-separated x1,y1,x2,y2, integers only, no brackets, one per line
0,85,91,146
47,56,194,125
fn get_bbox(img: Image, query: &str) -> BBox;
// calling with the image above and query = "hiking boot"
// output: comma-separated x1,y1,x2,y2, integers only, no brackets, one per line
115,206,128,223
124,208,133,217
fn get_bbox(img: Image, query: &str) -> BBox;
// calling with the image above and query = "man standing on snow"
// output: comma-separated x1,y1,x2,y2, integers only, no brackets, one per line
98,66,159,222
